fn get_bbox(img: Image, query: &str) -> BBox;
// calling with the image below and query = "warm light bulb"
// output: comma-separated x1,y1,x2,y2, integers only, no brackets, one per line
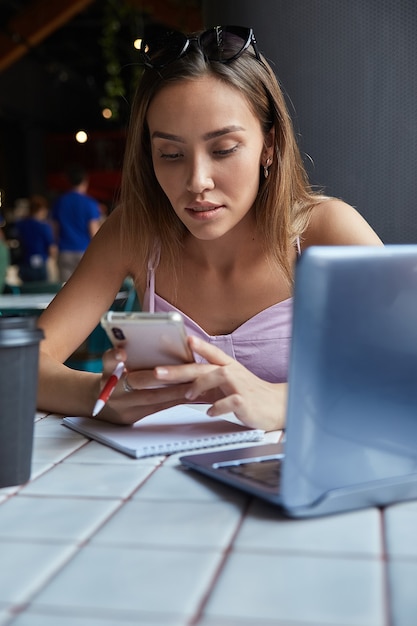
75,130,88,144
133,38,142,50
102,108,113,119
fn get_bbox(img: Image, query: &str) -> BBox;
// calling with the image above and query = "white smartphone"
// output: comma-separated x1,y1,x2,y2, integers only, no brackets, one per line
100,311,194,370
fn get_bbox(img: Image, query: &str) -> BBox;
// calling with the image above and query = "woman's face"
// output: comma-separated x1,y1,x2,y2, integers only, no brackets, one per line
146,75,271,241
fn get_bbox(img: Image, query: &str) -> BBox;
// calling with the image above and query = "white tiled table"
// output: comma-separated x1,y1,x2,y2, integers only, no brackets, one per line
0,294,57,312
0,411,416,626
0,290,129,314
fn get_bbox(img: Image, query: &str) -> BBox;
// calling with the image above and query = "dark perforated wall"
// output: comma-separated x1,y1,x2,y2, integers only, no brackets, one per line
203,0,417,243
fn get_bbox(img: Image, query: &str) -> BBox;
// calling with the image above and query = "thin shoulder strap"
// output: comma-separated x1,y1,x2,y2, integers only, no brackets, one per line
146,247,161,313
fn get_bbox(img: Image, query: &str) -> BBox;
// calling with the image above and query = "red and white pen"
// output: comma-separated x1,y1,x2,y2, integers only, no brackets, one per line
92,361,125,417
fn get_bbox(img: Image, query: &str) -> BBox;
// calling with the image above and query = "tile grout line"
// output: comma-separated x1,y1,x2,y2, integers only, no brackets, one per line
1,454,165,619
187,496,253,626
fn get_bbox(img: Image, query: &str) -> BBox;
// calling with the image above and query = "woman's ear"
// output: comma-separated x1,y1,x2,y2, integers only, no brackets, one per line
263,127,275,156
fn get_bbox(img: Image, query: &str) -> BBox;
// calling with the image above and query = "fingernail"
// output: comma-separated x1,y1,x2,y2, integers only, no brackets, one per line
185,389,195,400
115,352,124,361
155,367,169,378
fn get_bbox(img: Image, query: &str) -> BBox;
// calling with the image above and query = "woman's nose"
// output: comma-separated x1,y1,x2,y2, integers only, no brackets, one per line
186,156,215,194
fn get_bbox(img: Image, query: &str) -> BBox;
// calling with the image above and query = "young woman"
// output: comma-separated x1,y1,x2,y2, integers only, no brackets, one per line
37,26,382,430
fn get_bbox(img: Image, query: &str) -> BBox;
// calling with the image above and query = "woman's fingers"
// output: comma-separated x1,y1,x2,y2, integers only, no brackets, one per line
98,346,194,424
99,377,193,425
206,392,245,416
153,336,235,386
188,335,234,366
101,347,127,377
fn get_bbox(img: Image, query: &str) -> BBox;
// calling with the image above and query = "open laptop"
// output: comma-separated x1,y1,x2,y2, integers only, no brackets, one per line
180,245,417,517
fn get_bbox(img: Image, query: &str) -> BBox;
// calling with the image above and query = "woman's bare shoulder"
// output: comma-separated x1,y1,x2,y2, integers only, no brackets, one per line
302,198,383,248
91,208,131,258
96,205,123,239
92,206,147,287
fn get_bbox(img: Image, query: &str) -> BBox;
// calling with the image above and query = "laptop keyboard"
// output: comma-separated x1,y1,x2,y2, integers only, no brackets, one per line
222,458,282,489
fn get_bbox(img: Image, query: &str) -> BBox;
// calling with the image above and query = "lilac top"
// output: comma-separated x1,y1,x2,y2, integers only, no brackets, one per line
142,245,299,383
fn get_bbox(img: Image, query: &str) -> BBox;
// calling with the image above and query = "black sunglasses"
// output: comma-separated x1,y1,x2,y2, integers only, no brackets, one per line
139,25,261,69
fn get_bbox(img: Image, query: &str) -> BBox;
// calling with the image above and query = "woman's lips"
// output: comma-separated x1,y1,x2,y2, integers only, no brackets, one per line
185,205,224,220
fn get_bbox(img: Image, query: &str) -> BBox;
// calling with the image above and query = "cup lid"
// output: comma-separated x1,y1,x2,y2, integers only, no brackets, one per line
0,316,44,346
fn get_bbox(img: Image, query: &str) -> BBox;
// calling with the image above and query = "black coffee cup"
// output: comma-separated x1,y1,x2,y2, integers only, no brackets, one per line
0,316,44,488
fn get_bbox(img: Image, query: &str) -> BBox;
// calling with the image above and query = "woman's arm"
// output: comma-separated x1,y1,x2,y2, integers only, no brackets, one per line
37,209,131,416
37,208,193,419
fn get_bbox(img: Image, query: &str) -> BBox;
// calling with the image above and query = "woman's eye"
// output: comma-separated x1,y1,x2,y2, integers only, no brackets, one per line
159,152,182,160
214,144,239,157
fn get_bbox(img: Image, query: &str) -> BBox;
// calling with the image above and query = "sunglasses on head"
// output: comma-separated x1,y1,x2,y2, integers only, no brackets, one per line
138,25,261,69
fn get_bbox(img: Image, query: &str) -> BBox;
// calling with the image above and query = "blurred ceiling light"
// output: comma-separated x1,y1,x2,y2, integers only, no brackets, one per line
133,38,142,50
75,130,88,144
102,107,113,119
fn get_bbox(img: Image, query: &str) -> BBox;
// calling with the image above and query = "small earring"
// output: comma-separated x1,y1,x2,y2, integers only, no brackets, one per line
263,157,272,179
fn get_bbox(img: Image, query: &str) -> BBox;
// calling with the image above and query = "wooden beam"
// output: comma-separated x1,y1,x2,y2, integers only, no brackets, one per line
0,0,204,74
0,0,96,72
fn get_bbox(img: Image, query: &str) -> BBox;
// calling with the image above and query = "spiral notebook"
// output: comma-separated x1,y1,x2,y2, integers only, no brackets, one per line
62,405,265,459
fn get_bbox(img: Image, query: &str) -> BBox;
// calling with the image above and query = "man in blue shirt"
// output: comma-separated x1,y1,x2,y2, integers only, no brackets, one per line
52,165,101,282
16,195,57,282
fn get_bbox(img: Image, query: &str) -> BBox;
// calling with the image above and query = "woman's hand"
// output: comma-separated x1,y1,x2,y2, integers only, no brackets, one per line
96,347,194,424
155,336,288,432
97,337,287,431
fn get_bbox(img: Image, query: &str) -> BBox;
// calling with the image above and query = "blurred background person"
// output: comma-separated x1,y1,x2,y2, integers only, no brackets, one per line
52,164,101,282
15,195,57,283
